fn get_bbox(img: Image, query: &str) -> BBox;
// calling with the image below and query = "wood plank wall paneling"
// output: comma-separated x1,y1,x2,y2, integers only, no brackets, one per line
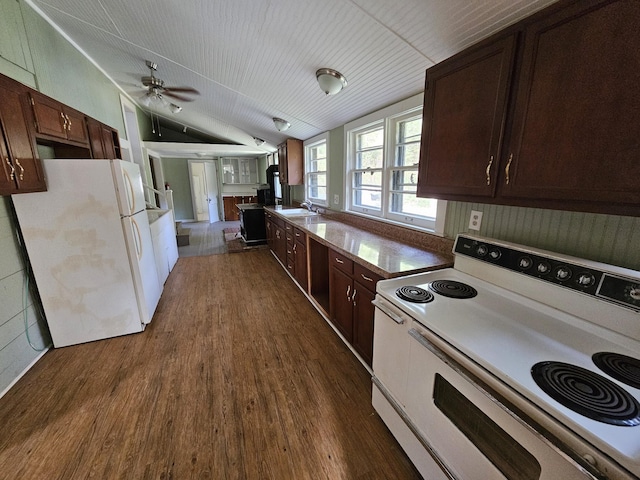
444,201,640,270
0,251,421,479
0,198,50,394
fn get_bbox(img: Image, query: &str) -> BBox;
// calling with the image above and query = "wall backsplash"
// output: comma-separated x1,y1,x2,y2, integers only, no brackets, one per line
445,202,640,271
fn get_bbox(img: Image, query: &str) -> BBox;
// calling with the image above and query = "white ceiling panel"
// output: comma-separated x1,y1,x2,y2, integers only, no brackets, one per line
26,0,559,154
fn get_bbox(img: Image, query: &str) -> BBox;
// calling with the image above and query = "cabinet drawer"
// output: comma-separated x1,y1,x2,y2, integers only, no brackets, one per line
330,249,353,275
293,227,306,243
353,263,383,292
284,221,294,233
286,232,294,245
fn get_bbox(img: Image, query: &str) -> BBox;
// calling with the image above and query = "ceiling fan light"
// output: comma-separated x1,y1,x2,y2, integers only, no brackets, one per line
140,94,152,107
273,117,290,132
316,68,347,95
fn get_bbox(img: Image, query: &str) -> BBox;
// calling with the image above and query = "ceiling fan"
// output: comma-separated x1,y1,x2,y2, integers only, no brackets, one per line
138,60,199,111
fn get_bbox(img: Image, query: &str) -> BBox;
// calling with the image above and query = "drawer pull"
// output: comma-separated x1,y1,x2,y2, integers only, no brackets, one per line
15,159,24,180
335,257,344,264
505,153,513,185
360,273,373,282
5,157,15,180
61,111,68,130
485,155,493,186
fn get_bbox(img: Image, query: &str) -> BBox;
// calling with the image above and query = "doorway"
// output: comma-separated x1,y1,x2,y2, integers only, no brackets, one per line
189,160,220,223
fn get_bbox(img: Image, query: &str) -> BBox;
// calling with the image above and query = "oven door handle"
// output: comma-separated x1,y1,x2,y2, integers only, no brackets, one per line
372,298,406,324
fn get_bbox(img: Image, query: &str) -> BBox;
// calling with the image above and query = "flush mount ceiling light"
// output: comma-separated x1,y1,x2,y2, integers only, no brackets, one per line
253,137,265,146
273,117,291,132
316,68,348,95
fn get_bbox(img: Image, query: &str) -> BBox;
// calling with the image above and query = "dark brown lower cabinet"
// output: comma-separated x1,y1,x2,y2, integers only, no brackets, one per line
329,249,382,366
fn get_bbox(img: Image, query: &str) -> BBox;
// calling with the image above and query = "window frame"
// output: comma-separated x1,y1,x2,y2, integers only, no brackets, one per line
344,93,447,235
303,132,329,207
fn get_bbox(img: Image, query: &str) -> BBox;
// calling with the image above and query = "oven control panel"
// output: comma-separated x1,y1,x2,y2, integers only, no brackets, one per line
454,235,640,310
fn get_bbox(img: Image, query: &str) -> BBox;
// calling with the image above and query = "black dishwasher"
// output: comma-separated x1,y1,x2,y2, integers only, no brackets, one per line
237,204,267,244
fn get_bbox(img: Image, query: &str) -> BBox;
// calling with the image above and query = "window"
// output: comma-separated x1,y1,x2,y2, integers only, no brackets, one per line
345,94,445,233
304,133,329,206
352,124,384,211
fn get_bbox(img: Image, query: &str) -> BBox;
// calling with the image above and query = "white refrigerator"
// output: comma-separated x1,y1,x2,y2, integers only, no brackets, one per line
12,159,162,347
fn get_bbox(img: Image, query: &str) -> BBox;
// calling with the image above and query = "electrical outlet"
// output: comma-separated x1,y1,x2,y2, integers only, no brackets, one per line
333,194,339,205
468,210,483,231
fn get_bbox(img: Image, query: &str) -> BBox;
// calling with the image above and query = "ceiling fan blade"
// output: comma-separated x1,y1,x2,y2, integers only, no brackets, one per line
163,91,196,102
164,87,199,94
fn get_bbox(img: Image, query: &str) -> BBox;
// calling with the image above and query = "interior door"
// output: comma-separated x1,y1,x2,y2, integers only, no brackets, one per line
204,160,219,223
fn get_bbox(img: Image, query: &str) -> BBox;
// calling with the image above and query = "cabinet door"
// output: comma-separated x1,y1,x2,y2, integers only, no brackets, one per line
294,239,308,290
87,118,105,158
63,107,88,144
0,84,45,195
277,142,288,184
329,267,354,342
101,125,117,159
29,91,67,139
417,34,516,199
501,0,640,205
352,280,376,366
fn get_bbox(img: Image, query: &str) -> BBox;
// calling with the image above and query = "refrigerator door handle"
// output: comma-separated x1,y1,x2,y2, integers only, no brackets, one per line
132,217,143,260
123,169,136,214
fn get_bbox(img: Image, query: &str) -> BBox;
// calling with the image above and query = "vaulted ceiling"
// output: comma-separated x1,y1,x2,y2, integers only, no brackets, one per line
27,0,558,155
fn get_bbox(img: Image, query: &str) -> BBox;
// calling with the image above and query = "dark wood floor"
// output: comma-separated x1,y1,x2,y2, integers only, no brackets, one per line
0,249,421,479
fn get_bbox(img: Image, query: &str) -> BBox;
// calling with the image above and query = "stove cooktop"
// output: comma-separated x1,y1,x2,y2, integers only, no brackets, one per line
375,235,640,475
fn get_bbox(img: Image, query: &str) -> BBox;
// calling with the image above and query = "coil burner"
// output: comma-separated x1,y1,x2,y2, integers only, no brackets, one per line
593,352,640,389
395,286,434,303
532,361,640,427
429,280,478,299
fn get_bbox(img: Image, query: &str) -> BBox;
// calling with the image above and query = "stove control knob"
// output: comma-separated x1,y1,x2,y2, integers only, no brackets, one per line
536,262,551,274
489,248,501,260
555,266,572,281
629,288,640,301
476,244,488,257
576,273,596,287
518,256,533,270
582,454,597,468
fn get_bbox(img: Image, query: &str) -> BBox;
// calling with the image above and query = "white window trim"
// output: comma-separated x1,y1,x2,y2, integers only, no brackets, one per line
304,132,329,207
344,93,447,236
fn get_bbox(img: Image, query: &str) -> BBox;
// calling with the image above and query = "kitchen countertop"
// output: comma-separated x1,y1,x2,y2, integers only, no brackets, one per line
266,206,453,278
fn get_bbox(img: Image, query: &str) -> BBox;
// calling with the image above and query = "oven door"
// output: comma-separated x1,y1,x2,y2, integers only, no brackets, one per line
405,321,598,480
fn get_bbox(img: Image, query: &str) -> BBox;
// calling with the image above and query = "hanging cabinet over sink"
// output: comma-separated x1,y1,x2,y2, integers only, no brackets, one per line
417,0,640,216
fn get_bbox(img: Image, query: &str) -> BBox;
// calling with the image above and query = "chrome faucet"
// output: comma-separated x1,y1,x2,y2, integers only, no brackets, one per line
300,200,313,211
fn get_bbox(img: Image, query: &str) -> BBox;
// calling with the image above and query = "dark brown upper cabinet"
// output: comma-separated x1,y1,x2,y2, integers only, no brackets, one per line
417,0,640,216
0,77,46,195
277,139,303,185
28,90,89,145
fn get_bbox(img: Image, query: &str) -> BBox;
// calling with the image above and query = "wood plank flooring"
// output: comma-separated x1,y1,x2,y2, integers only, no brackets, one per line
0,249,421,479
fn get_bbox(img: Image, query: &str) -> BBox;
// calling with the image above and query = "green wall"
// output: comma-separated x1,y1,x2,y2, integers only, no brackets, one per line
162,158,194,220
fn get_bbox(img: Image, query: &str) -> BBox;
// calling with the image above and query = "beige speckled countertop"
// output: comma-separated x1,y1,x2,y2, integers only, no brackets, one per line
266,206,453,278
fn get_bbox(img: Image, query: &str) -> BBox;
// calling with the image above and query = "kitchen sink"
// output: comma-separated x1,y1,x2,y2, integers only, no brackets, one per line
275,208,319,217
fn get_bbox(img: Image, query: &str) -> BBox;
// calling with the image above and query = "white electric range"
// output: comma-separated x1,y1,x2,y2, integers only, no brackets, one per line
372,234,640,480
